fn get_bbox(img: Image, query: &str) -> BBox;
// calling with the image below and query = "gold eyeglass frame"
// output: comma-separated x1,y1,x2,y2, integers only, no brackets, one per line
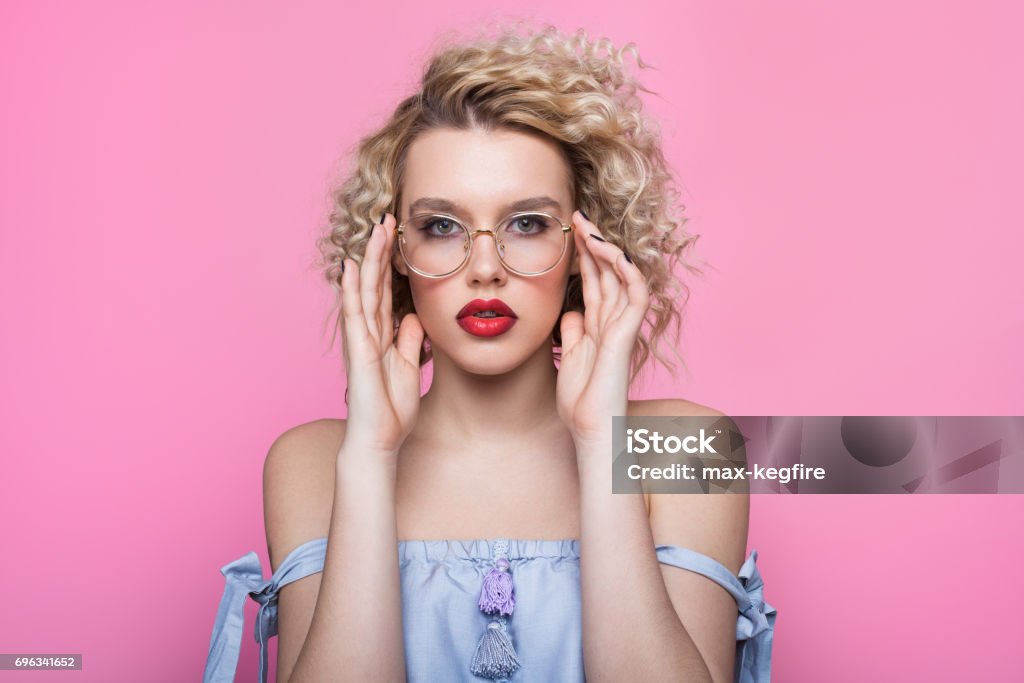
395,210,575,279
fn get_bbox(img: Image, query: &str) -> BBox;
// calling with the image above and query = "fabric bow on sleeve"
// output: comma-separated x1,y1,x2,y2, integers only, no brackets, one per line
655,545,777,683
202,539,328,683
733,550,777,683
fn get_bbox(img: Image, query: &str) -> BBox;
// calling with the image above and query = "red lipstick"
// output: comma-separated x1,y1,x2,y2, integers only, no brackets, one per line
456,298,518,338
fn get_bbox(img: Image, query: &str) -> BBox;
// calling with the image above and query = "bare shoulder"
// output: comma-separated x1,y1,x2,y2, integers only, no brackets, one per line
628,398,748,574
263,418,347,573
627,397,726,418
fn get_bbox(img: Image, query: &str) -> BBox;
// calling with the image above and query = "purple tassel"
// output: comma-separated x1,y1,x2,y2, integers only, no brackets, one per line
478,557,515,616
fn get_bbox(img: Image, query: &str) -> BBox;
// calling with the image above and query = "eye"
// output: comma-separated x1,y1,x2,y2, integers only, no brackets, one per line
420,216,463,237
505,214,554,236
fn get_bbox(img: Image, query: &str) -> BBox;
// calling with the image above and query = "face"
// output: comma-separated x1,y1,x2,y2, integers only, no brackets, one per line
394,126,579,375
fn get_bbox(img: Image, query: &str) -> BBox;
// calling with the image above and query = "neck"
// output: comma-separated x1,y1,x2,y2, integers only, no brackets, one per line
416,342,561,443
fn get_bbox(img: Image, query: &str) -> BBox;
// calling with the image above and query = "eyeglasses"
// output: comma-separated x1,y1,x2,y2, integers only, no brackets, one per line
395,211,575,278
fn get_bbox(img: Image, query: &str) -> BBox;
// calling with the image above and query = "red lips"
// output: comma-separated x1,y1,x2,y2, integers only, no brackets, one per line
456,298,518,319
455,298,518,338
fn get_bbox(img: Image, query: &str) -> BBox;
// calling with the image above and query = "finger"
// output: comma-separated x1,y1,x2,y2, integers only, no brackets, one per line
378,213,395,352
341,256,373,361
573,220,602,339
338,259,350,373
595,243,623,327
559,310,584,353
575,211,626,329
607,254,631,322
612,252,650,334
395,312,425,366
360,222,384,342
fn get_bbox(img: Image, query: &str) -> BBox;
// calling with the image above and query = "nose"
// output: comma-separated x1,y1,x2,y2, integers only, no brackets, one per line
464,229,508,284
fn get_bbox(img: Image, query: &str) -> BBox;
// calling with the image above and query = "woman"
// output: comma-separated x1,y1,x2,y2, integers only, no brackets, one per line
204,23,775,683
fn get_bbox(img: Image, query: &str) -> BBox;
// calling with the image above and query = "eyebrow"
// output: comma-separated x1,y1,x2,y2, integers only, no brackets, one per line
407,195,564,217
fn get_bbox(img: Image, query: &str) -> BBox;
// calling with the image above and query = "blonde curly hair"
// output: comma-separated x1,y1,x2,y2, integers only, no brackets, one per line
317,22,702,386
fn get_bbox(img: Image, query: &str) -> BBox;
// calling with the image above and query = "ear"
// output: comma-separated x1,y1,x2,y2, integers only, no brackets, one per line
570,241,581,276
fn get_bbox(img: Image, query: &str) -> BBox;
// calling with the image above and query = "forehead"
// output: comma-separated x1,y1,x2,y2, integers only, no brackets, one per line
401,127,573,220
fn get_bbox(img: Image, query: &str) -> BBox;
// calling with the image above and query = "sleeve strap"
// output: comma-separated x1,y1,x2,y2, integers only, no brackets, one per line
655,546,777,641
202,537,328,683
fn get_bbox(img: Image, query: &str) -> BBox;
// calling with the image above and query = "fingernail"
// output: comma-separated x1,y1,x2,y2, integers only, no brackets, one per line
580,208,590,221
623,251,633,264
589,233,606,242
379,212,387,225
341,259,346,273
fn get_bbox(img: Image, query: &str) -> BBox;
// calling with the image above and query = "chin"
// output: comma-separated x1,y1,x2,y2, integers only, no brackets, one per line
430,332,543,377
452,353,525,377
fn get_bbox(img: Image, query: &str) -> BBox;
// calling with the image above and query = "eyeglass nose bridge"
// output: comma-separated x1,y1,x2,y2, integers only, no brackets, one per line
464,227,509,259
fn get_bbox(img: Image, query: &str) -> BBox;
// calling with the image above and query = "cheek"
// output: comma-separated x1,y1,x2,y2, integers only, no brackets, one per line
406,279,455,327
526,276,571,318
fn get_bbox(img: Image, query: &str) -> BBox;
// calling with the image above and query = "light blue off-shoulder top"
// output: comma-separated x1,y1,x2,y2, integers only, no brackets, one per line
203,538,776,682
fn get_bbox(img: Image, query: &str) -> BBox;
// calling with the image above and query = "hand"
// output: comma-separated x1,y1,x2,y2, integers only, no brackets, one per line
340,213,425,455
556,211,650,449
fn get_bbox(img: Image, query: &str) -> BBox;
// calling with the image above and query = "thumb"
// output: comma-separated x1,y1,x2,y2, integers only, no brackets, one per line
559,311,584,352
395,313,425,365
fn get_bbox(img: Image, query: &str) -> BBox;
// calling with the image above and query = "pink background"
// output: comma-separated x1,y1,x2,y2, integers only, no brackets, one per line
2,1,1021,681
